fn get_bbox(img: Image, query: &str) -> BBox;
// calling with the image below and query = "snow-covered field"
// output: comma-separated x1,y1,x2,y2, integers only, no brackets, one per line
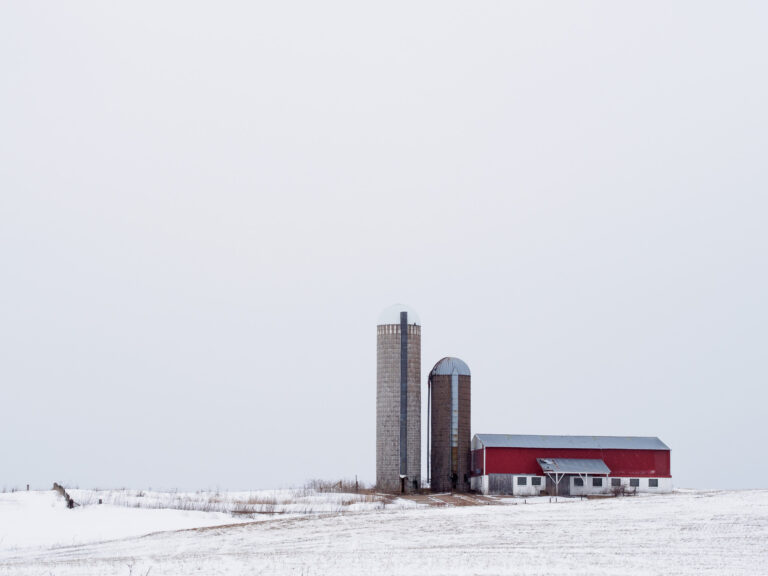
1,488,767,575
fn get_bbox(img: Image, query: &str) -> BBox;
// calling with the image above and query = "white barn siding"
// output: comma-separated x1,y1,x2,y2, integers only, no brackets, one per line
473,475,673,496
471,474,546,496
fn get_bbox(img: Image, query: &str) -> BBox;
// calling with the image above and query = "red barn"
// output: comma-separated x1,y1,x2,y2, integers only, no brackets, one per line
470,434,672,496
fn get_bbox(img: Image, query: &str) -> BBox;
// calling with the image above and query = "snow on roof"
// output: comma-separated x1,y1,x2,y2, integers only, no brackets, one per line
537,458,611,475
474,434,670,451
377,303,420,326
429,357,471,377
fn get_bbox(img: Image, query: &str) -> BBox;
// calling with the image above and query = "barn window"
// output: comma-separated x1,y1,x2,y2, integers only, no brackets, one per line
532,477,541,486
573,478,584,487
593,478,602,487
630,478,640,487
649,478,659,488
611,478,621,487
517,477,527,486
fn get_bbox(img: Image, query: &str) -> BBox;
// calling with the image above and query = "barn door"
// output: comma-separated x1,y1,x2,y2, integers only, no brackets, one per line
546,474,570,496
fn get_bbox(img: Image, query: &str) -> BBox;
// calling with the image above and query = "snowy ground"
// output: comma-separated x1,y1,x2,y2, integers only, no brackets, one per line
1,488,767,575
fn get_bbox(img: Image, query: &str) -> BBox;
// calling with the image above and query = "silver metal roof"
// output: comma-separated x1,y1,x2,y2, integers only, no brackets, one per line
378,303,420,326
474,434,669,451
537,458,611,475
429,357,471,377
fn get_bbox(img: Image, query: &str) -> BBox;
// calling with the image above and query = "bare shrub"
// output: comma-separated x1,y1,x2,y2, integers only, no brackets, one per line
611,484,638,497
304,478,372,494
230,493,284,515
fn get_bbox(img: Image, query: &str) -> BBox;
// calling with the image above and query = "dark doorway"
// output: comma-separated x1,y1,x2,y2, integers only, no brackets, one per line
546,475,571,496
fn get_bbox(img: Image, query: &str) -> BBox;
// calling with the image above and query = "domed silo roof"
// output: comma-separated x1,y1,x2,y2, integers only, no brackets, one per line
429,356,470,376
378,303,420,326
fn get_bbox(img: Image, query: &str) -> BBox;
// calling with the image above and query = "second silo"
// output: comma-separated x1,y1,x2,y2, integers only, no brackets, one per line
428,357,471,492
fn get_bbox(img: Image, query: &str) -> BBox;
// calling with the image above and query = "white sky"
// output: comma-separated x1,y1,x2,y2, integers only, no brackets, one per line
1,1,766,491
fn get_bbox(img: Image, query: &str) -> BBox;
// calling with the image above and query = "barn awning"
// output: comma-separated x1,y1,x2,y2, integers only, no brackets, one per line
537,458,611,475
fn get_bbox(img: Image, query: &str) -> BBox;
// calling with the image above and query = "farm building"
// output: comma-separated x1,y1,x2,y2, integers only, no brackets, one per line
470,434,672,496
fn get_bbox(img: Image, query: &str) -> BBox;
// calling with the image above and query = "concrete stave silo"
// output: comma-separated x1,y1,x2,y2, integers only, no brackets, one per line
428,357,471,493
376,304,421,493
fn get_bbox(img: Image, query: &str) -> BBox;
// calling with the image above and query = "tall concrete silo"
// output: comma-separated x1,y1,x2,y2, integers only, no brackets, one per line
377,304,421,493
428,357,471,492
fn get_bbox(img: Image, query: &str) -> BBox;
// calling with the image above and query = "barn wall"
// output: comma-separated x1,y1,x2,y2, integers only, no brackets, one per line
472,448,484,476
470,474,488,494
508,475,546,496
487,474,515,495
471,474,546,496
569,476,673,495
611,476,672,494
473,474,673,495
569,477,611,496
480,447,671,477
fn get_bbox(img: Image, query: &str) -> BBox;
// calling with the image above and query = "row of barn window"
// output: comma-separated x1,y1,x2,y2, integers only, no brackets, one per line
516,476,661,488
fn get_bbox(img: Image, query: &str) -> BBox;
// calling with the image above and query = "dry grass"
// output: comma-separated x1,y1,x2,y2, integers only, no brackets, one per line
65,479,489,519
303,478,369,494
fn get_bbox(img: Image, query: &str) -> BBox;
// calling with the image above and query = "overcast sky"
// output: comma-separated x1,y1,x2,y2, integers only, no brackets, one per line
1,2,766,491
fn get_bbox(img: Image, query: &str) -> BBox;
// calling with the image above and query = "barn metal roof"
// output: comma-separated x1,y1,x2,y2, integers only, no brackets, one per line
537,458,611,475
474,434,670,451
429,357,471,376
